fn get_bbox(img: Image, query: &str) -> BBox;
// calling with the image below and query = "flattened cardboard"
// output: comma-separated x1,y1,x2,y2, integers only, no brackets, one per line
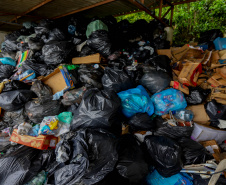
41,67,74,95
10,129,58,150
171,44,190,60
210,51,220,64
72,53,100,64
157,49,172,59
186,104,210,125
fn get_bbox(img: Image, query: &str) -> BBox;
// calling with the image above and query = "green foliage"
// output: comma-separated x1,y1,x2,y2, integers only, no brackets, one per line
116,0,226,46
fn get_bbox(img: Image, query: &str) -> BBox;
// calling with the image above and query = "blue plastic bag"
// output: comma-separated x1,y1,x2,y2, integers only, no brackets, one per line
146,170,193,185
117,85,154,118
0,57,16,66
151,88,187,115
213,37,226,50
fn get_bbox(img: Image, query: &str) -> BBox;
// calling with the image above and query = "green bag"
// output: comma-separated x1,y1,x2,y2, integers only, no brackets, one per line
86,20,108,38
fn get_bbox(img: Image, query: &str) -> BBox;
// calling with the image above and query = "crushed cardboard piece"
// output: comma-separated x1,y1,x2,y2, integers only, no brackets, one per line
171,44,190,60
72,53,100,64
186,104,210,125
170,81,189,95
157,49,172,59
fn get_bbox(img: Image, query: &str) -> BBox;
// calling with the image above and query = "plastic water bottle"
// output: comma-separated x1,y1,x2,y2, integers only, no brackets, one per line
174,110,194,122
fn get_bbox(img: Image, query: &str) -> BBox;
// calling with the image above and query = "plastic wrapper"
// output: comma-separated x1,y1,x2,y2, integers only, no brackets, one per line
71,88,121,131
3,40,18,52
151,88,187,116
128,113,156,131
55,129,118,185
39,116,61,136
144,135,182,177
102,67,133,93
0,90,36,111
31,80,52,102
78,65,104,88
42,28,66,43
17,122,32,135
28,37,44,51
0,64,15,81
25,99,63,124
155,123,193,139
22,59,54,76
0,57,16,66
42,41,75,66
3,80,30,92
185,87,211,105
116,134,148,183
117,85,154,118
140,70,171,94
61,86,86,106
178,137,212,165
87,30,112,58
0,146,55,185
204,100,226,127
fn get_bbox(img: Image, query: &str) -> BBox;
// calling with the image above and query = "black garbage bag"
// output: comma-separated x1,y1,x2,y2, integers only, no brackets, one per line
25,99,63,123
3,108,27,126
78,64,104,88
0,90,36,111
116,134,148,183
3,40,18,52
71,88,121,131
186,87,211,105
87,30,112,58
42,41,75,65
30,80,52,102
102,67,133,93
35,19,53,37
153,37,170,49
79,45,96,57
17,42,29,52
0,146,55,185
128,113,156,132
144,135,182,177
204,100,226,127
3,80,30,92
28,37,44,51
22,59,54,76
178,137,212,165
5,31,21,41
1,51,17,60
124,66,144,85
0,64,15,81
42,28,66,43
95,170,130,185
147,55,172,77
155,124,193,139
55,129,118,185
140,70,171,94
199,29,223,45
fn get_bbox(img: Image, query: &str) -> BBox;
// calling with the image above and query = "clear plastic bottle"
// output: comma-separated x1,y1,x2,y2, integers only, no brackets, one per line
174,109,194,122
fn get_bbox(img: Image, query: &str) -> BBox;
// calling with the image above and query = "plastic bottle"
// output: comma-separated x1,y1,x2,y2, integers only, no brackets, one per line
174,109,194,122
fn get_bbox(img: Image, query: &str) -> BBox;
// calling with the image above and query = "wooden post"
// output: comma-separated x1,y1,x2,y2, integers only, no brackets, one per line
162,7,171,19
159,0,163,18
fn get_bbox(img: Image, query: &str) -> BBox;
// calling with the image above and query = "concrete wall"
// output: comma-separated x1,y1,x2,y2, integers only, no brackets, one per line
0,31,8,46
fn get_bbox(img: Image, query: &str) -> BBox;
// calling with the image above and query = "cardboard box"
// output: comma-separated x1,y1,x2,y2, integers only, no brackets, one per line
10,129,58,150
72,53,100,64
157,49,172,59
41,67,74,95
170,81,189,95
186,104,210,125
171,44,190,61
200,140,221,154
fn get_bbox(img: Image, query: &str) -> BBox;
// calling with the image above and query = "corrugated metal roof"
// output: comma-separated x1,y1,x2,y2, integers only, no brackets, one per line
0,0,200,31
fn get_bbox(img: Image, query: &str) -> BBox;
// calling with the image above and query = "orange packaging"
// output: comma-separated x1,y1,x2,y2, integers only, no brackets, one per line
10,129,58,150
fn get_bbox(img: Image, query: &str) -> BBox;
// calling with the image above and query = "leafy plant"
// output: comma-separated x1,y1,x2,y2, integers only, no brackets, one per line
116,0,226,46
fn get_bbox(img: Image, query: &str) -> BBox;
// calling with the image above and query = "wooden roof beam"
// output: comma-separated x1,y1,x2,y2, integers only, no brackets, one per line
52,0,117,19
9,0,54,23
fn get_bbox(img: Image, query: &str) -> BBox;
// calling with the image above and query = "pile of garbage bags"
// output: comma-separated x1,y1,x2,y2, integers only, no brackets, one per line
0,15,226,185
